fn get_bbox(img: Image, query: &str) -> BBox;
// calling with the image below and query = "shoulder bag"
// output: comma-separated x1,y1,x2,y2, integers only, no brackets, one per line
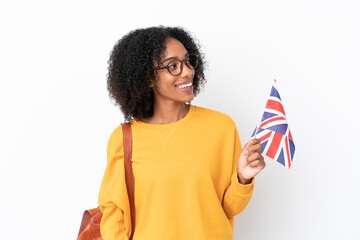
77,123,135,240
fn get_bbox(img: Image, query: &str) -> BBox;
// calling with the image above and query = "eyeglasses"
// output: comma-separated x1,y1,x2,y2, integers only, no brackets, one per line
154,53,198,76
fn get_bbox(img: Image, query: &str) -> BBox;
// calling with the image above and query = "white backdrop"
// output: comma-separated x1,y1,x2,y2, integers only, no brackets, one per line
0,0,359,239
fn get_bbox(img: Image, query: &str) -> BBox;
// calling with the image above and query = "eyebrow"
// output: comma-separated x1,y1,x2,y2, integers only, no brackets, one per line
160,52,189,65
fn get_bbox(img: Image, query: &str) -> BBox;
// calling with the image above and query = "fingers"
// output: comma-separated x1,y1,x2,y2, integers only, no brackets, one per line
241,138,263,163
248,159,266,168
246,138,261,157
247,152,262,162
242,140,253,152
248,142,261,154
246,138,265,168
243,138,260,151
247,152,266,168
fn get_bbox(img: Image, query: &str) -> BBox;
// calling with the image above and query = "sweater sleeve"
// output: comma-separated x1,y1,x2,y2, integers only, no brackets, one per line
222,125,255,218
98,126,132,240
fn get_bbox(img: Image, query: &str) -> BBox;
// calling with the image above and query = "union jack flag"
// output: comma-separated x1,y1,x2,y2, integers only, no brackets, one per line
252,80,295,169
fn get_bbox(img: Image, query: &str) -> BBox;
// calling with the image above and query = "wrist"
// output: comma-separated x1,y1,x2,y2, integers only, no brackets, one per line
237,171,252,185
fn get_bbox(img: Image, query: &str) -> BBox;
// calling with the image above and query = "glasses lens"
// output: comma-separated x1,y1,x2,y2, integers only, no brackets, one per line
186,54,198,69
167,60,182,76
164,54,199,76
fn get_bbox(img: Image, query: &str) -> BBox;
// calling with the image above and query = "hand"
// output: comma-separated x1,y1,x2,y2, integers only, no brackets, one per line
237,138,266,184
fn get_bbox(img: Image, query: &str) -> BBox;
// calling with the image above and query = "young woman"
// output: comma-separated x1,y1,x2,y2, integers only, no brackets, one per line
98,26,265,240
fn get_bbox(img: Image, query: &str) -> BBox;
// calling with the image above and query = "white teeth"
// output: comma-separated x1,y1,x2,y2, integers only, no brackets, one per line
177,82,192,89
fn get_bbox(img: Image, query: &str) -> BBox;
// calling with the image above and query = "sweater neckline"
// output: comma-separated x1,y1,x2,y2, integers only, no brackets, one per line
131,104,195,129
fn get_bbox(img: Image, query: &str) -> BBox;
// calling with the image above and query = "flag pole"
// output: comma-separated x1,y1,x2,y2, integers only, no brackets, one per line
254,124,260,139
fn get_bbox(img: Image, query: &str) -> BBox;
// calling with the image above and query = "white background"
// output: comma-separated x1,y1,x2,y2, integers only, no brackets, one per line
0,0,359,239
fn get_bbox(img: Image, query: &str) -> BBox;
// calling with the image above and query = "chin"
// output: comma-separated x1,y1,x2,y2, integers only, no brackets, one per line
183,95,194,103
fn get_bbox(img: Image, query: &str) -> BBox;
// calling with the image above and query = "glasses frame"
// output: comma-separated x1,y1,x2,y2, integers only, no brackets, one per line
154,53,198,76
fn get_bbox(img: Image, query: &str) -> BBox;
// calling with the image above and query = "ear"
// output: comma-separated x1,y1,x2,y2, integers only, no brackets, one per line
149,74,157,88
149,79,155,88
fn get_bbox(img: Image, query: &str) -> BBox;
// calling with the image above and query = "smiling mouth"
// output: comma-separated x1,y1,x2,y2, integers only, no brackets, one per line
175,82,193,89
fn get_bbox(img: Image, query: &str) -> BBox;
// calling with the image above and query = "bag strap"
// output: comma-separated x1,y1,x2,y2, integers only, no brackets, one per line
122,123,135,240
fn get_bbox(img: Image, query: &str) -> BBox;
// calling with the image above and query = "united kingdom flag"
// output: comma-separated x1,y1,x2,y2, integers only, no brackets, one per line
252,80,295,169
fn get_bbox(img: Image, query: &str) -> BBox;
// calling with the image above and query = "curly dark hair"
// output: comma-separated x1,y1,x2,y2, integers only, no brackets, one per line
107,26,206,122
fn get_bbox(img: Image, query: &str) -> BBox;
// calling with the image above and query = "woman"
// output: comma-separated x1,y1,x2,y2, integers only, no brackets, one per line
98,26,265,240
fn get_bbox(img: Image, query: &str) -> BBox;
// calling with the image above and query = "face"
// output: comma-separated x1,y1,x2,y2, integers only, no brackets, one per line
150,38,195,105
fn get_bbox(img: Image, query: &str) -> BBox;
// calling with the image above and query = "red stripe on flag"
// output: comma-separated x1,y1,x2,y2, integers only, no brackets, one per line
266,132,283,159
259,131,272,142
288,130,293,141
285,137,291,169
260,116,286,128
266,100,285,115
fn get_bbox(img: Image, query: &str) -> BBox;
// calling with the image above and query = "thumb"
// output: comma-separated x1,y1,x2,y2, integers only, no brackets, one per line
243,139,255,151
241,140,253,156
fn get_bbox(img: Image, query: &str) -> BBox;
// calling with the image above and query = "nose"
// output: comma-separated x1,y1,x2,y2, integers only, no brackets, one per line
181,61,194,78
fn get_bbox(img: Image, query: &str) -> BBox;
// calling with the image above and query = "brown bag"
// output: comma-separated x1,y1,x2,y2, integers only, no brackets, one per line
77,123,135,240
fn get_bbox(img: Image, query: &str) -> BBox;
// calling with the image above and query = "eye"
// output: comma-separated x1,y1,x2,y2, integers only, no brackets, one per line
168,64,177,69
166,61,179,70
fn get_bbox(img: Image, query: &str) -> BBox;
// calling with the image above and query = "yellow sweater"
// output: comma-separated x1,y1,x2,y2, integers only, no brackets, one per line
98,104,254,240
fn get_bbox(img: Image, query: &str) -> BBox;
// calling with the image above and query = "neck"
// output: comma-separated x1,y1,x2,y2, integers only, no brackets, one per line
143,102,190,124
